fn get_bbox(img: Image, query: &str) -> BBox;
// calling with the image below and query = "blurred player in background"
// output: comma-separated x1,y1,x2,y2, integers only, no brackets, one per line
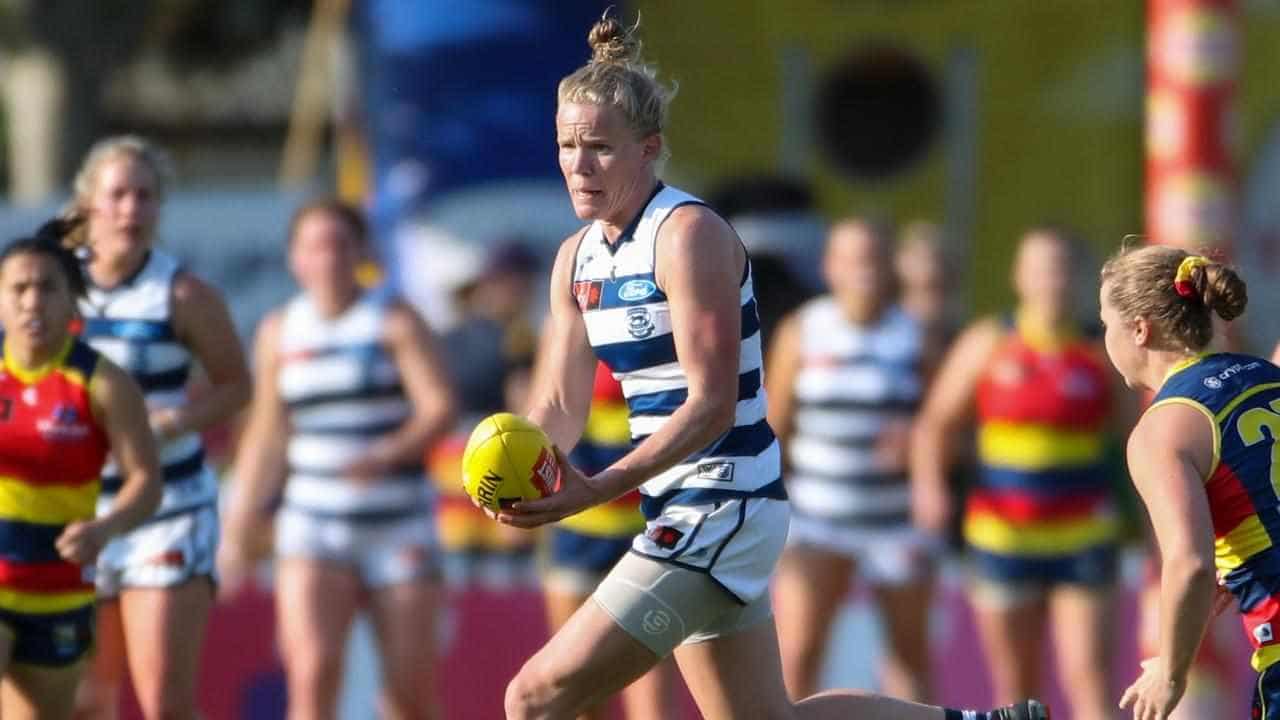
767,218,934,702
541,361,675,719
896,220,962,355
66,137,251,720
220,200,455,720
0,220,161,719
912,227,1123,720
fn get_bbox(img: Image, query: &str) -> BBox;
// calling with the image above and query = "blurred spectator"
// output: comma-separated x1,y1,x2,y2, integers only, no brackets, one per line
220,199,455,719
430,239,542,582
911,227,1124,720
767,218,934,702
443,240,540,422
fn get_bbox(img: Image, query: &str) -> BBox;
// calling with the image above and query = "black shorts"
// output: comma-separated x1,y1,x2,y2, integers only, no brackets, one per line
0,604,94,667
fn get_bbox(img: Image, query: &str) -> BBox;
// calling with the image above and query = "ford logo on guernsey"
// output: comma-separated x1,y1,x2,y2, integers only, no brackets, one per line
617,279,657,303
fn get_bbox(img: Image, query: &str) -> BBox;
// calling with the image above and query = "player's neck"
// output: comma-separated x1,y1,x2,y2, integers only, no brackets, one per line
836,294,886,326
88,247,149,289
1016,304,1073,349
3,335,63,375
309,286,360,319
599,178,659,245
1147,349,1207,390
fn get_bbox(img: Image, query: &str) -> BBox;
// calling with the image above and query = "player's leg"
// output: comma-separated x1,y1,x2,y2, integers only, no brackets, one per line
542,587,606,720
772,541,854,700
114,507,219,720
71,600,125,720
3,606,93,720
618,656,676,720
968,555,1048,706
675,607,1046,720
118,581,213,720
970,590,1047,706
869,567,934,701
542,529,624,720
367,580,441,720
1048,583,1114,720
543,528,676,720
2,663,85,720
504,588,661,720
363,517,443,720
276,558,362,720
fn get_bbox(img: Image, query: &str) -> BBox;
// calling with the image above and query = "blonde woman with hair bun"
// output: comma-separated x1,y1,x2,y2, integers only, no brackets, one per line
486,13,1047,720
66,136,251,720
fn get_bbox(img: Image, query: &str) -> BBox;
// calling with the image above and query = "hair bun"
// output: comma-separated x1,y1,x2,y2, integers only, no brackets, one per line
588,14,640,65
1197,262,1248,322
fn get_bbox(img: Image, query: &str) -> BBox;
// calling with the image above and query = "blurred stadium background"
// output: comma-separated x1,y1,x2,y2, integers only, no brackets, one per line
3,1,1280,718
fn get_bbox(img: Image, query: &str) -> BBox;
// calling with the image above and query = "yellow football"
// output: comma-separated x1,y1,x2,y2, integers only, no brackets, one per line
462,413,559,512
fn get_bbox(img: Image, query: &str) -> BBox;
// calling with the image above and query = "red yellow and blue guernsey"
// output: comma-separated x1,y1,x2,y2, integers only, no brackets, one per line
549,362,645,575
0,335,107,665
1150,352,1280,673
966,314,1118,585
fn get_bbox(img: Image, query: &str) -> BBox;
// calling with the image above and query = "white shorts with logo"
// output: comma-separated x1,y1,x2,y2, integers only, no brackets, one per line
632,496,790,603
95,503,219,598
274,507,440,589
786,513,936,586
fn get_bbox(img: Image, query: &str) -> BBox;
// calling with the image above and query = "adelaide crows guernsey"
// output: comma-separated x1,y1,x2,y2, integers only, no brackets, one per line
559,361,645,537
0,337,107,614
966,316,1116,560
1150,352,1280,672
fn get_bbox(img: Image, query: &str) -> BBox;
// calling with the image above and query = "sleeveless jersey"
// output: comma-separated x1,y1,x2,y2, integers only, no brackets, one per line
572,183,783,517
276,294,429,520
1151,353,1280,672
0,337,108,614
78,251,216,519
787,298,922,528
559,361,645,537
966,317,1116,558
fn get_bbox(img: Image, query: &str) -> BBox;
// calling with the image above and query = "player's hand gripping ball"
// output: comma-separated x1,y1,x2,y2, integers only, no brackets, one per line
462,413,560,512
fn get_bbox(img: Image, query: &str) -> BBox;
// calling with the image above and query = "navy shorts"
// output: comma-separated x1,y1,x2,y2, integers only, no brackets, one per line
0,604,94,667
548,528,632,575
1254,662,1280,719
968,544,1118,609
970,543,1118,587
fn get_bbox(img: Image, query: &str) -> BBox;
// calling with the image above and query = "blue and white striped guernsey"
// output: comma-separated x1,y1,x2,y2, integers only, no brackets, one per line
79,250,216,519
275,293,430,521
787,298,923,528
571,184,784,517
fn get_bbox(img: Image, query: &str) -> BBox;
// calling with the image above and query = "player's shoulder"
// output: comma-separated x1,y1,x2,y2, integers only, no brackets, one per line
554,225,592,265
957,315,1007,349
662,202,734,240
1159,353,1280,408
657,204,739,270
171,268,226,308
